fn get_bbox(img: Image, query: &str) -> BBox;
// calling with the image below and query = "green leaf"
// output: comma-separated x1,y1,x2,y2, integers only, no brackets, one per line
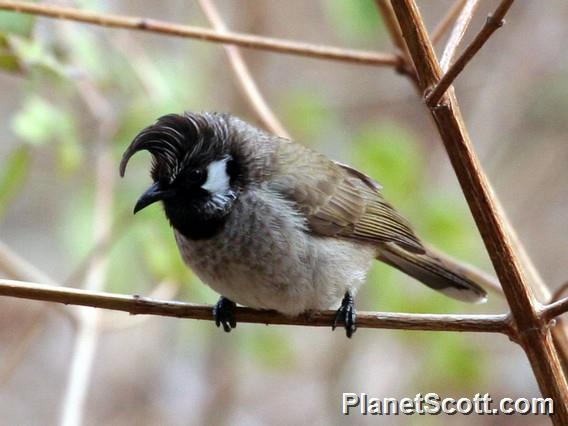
8,35,69,77
0,52,22,73
0,10,35,37
12,96,62,145
12,96,83,174
0,146,31,218
0,33,23,74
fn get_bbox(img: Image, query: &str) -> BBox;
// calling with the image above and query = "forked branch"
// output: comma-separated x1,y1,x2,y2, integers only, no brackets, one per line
390,0,568,422
426,0,515,106
439,0,481,71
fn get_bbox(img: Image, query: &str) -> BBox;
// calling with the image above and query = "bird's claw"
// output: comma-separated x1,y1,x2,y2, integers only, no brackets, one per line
332,292,357,338
213,297,237,332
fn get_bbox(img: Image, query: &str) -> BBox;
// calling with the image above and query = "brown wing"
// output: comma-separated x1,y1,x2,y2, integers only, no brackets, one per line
270,140,425,253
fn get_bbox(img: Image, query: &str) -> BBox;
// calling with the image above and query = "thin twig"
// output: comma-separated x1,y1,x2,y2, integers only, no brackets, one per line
383,0,568,382
439,0,481,72
375,0,406,53
375,2,502,304
60,66,117,426
197,0,289,138
0,241,76,322
97,281,178,331
60,147,114,426
0,279,513,335
374,0,416,81
552,281,568,303
0,0,398,67
426,0,515,106
544,297,568,323
391,1,568,422
430,0,468,45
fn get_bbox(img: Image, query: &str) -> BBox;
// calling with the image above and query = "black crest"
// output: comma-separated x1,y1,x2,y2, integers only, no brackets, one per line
119,112,229,183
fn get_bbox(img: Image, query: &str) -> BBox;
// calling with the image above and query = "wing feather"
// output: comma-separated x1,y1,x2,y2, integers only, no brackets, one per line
270,140,424,253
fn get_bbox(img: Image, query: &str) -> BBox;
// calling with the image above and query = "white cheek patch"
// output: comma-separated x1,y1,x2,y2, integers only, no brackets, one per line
201,157,231,194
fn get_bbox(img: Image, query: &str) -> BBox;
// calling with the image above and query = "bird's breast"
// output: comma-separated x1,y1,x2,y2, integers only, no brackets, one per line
174,188,376,315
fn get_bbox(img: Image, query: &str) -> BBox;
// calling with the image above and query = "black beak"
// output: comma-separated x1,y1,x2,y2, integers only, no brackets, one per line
134,182,172,214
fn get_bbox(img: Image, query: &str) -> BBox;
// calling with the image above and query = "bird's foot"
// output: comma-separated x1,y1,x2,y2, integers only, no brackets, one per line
213,297,237,332
332,292,357,338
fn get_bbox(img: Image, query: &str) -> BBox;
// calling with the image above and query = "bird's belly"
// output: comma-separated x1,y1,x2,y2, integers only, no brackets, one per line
174,190,376,316
177,232,375,316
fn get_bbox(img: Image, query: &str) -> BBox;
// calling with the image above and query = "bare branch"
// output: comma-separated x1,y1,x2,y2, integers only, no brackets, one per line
439,0,481,72
98,281,179,331
430,0,467,45
390,1,568,422
426,0,515,106
197,0,289,138
374,0,417,81
0,241,77,323
552,281,568,303
0,279,513,335
375,0,406,53
0,0,398,67
544,297,568,323
60,71,117,426
61,150,114,426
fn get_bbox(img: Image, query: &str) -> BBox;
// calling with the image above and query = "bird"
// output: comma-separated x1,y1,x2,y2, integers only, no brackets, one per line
120,111,488,338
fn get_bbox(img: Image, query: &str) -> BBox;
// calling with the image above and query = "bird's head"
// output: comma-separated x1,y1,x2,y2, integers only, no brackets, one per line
120,112,245,239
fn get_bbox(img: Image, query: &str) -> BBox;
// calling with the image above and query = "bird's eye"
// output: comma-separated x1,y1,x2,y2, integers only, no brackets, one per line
187,168,206,185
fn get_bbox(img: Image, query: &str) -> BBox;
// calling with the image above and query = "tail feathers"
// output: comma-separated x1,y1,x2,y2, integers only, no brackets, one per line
377,243,488,303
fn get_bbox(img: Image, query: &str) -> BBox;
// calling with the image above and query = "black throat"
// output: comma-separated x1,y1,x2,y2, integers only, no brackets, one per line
163,191,235,240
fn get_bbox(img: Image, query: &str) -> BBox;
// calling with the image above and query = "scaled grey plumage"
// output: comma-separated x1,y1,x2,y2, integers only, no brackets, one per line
120,112,488,337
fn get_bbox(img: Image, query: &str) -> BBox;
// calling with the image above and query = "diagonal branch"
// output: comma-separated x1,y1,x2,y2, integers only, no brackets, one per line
0,0,397,67
439,0,481,72
374,0,416,81
0,279,514,335
544,297,568,324
375,0,406,54
426,0,515,106
390,1,568,422
383,0,568,385
197,0,289,138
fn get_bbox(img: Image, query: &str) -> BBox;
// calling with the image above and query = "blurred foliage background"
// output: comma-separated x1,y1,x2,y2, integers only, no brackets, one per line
0,1,566,425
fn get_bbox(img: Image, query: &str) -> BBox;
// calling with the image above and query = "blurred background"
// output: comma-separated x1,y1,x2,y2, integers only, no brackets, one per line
0,0,566,425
